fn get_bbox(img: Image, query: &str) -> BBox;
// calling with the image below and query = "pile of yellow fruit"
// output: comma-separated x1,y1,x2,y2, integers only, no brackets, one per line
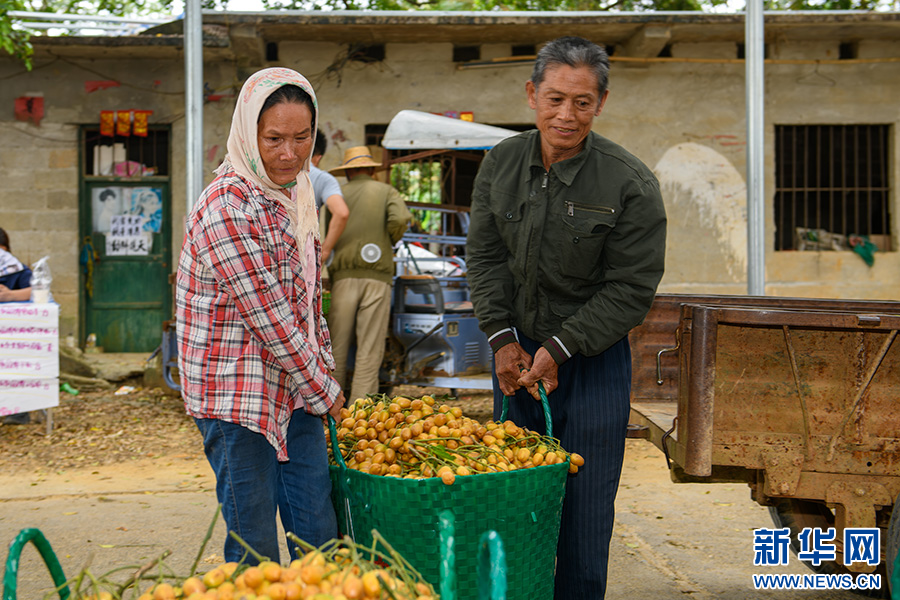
136,547,436,600
329,395,584,484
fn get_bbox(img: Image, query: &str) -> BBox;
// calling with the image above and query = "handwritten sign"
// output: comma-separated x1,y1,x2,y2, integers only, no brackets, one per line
110,214,143,236
0,303,59,415
106,234,151,256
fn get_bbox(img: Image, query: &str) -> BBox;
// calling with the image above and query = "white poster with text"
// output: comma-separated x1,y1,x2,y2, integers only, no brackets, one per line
0,303,60,416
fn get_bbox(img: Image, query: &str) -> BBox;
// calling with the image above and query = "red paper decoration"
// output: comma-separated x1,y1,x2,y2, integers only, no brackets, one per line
99,109,153,137
116,110,132,136
14,96,44,126
85,80,121,94
100,110,115,136
133,110,153,137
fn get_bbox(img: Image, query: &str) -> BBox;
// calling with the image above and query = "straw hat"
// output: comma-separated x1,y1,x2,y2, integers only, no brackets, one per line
329,146,382,173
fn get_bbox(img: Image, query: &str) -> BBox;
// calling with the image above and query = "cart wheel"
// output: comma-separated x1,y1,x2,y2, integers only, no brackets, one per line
768,498,888,598
887,495,898,597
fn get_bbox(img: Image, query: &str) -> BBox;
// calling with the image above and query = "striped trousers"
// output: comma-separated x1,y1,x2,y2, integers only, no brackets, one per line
493,333,631,600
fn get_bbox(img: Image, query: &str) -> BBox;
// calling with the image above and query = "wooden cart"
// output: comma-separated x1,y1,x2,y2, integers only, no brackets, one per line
628,294,900,596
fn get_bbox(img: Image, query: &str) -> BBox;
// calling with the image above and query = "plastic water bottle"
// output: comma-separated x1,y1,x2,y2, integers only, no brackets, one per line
32,280,50,304
31,256,52,304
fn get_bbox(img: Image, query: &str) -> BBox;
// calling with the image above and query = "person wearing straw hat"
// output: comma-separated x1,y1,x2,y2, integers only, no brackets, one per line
327,146,412,402
176,67,344,564
466,37,667,599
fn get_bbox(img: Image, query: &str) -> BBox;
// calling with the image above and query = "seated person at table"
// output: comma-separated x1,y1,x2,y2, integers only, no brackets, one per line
0,227,32,303
1,226,35,424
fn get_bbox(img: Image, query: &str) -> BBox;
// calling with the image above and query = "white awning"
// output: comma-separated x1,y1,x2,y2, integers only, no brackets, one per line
381,110,519,151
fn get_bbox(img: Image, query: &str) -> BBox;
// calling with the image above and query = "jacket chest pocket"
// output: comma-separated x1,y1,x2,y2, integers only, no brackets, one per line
490,191,526,251
557,202,618,281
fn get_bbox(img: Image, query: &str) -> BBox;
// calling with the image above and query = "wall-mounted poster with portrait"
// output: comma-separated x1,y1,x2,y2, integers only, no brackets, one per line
127,187,163,233
91,187,123,233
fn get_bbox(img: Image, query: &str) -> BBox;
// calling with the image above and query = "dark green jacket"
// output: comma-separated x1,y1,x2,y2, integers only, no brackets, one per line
329,173,412,285
466,130,667,364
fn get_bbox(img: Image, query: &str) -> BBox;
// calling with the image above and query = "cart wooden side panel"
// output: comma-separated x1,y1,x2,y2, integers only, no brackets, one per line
629,294,900,539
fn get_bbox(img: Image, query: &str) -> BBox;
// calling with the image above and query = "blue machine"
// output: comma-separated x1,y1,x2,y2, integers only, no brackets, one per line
389,274,492,390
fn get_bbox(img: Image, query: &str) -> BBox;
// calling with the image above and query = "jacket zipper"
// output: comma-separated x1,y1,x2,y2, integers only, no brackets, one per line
566,201,616,217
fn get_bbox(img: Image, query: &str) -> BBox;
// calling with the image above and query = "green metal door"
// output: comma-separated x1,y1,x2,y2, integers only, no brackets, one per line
79,126,172,353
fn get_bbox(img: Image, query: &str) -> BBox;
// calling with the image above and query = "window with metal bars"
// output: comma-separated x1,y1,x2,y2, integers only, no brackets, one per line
774,124,891,251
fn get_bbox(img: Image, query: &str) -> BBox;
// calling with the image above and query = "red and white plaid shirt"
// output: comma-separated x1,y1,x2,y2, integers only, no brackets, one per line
176,166,339,461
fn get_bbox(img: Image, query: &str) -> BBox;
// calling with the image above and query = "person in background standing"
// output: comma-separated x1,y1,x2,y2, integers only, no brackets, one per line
326,146,412,403
176,67,344,564
309,130,349,265
466,37,667,599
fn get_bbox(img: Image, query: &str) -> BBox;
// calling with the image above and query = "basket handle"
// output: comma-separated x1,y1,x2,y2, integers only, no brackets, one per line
326,414,357,538
3,528,70,600
477,530,508,600
500,381,553,439
438,510,457,600
327,414,348,470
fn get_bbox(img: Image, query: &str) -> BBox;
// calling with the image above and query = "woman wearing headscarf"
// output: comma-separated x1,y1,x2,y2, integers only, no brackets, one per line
176,68,345,563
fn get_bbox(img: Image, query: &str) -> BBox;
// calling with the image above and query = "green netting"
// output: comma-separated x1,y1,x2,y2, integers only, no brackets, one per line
330,457,567,600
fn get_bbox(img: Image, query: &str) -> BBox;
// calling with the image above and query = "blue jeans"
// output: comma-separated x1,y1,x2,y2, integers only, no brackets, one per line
493,333,631,600
194,412,337,564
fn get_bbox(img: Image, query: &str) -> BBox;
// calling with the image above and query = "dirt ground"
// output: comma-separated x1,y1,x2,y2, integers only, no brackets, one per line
0,385,496,597
0,384,873,599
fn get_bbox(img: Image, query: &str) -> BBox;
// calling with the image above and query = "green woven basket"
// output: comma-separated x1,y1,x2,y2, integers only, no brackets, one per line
328,387,568,600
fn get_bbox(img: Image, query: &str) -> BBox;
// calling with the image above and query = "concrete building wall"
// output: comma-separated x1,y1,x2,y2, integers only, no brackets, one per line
1,29,898,341
0,56,188,336
268,39,899,300
0,123,80,329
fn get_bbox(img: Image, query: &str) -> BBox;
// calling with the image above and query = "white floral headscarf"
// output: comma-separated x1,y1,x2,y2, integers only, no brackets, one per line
0,249,24,277
218,67,320,246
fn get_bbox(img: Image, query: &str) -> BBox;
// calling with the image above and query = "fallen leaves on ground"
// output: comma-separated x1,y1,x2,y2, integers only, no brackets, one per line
0,385,493,476
0,386,197,476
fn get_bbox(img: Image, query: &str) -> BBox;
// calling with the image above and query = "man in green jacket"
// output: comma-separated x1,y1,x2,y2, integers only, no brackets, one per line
466,37,667,599
328,146,412,403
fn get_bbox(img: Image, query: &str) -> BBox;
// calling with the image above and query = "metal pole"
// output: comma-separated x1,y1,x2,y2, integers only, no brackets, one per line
184,0,203,214
745,0,765,295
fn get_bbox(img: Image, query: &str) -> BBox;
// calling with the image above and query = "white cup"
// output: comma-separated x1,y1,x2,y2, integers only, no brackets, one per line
32,288,50,304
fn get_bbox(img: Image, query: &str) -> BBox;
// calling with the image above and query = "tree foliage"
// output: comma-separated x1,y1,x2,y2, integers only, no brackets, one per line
1,0,32,69
1,0,232,70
